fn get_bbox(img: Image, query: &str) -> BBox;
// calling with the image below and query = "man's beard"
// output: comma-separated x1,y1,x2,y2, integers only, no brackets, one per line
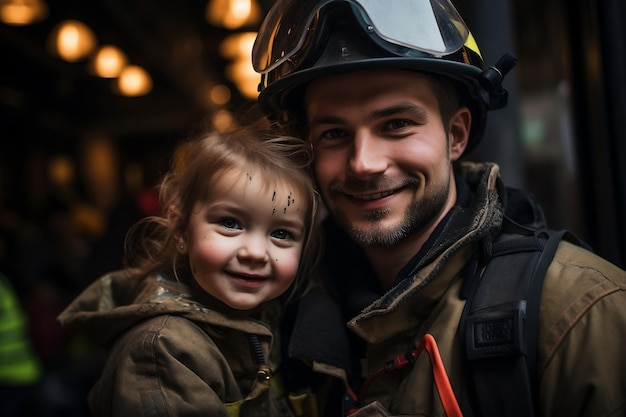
335,179,450,248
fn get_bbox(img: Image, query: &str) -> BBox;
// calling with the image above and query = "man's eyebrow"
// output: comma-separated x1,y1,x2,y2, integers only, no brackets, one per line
371,103,427,119
308,115,345,126
308,103,428,126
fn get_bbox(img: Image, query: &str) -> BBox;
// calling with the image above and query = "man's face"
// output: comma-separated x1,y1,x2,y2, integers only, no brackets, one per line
305,68,468,248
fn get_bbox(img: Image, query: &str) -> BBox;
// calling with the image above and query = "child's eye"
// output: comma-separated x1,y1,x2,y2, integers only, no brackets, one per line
271,229,293,240
219,217,241,230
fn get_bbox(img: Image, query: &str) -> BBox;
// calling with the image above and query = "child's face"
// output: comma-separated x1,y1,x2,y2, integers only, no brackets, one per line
184,168,308,310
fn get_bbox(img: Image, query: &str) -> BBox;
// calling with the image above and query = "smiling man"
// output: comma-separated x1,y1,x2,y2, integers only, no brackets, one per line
253,1,626,416
306,69,468,288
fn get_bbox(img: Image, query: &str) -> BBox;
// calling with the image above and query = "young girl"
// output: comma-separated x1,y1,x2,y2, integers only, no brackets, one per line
58,127,320,416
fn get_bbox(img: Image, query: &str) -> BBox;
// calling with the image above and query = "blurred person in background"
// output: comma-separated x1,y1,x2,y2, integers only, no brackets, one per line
0,272,42,417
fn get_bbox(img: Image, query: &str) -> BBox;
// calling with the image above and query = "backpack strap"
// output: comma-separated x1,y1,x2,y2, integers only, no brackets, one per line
458,228,572,417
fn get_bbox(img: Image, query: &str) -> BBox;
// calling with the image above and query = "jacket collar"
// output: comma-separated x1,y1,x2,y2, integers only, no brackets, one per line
59,270,279,346
335,162,505,342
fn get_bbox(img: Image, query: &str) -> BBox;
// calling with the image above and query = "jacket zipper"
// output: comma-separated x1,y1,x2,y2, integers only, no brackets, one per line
249,334,271,381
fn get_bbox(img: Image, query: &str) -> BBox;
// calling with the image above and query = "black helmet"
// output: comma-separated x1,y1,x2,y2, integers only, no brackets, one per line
252,0,516,153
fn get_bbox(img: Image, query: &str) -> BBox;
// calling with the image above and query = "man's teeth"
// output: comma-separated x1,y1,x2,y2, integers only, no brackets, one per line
354,190,394,201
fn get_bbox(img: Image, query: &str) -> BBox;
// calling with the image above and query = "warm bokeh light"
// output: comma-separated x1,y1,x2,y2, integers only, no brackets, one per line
219,32,258,99
206,0,260,29
0,0,48,26
47,155,75,187
49,19,97,62
210,84,231,105
117,65,152,96
213,109,235,133
80,134,119,213
218,31,256,60
225,60,258,99
90,45,127,78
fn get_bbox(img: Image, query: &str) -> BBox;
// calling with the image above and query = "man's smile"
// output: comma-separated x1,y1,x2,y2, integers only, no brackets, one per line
348,189,397,201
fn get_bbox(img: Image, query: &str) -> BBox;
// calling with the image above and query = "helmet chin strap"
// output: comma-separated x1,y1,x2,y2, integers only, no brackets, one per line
479,52,518,110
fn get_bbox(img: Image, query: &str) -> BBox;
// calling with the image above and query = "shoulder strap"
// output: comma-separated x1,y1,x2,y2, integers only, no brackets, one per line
458,228,573,417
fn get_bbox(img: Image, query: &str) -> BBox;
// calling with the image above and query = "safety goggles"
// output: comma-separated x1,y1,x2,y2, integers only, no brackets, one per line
252,0,470,74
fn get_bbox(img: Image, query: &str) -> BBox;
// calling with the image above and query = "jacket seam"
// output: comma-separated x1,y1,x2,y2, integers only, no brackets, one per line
542,282,619,370
140,315,171,417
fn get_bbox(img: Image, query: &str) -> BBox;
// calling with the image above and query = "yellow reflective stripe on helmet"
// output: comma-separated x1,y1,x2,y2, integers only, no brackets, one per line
465,32,482,58
450,19,482,59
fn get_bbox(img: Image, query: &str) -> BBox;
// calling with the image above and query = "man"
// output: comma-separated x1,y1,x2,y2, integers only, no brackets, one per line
252,1,626,416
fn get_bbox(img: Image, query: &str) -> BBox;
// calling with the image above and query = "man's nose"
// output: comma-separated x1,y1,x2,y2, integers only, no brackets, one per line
348,130,388,176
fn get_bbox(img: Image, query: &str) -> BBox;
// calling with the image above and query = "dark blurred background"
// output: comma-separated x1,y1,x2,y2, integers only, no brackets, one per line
0,0,624,415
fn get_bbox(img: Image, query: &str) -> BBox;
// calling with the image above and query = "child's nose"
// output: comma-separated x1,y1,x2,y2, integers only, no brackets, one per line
237,234,270,263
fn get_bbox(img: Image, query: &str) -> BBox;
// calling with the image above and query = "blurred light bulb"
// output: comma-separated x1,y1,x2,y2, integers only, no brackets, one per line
49,20,97,62
219,32,259,100
206,0,260,29
91,45,127,78
210,84,231,105
219,32,257,60
0,0,48,26
117,65,152,96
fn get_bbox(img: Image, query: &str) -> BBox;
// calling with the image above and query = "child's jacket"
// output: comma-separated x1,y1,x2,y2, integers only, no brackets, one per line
58,270,290,417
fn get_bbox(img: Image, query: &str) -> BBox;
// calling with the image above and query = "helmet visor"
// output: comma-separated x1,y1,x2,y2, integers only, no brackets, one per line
253,0,470,74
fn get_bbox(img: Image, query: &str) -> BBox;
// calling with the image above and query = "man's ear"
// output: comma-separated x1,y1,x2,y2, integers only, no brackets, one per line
448,107,471,161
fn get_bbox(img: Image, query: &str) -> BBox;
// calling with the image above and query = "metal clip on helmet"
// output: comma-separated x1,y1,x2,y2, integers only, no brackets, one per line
252,0,517,154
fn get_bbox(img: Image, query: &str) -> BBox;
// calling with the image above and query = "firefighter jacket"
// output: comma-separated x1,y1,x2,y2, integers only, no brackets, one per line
289,161,626,417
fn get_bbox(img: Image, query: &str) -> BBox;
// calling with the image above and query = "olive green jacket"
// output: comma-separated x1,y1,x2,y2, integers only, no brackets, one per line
306,162,626,416
58,271,292,417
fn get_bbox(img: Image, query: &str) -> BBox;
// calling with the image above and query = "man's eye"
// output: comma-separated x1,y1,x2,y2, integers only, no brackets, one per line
384,119,411,130
219,217,241,230
321,128,346,140
271,229,293,240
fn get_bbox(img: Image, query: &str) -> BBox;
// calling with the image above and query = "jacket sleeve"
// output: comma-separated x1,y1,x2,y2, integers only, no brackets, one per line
538,242,626,417
88,315,240,417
